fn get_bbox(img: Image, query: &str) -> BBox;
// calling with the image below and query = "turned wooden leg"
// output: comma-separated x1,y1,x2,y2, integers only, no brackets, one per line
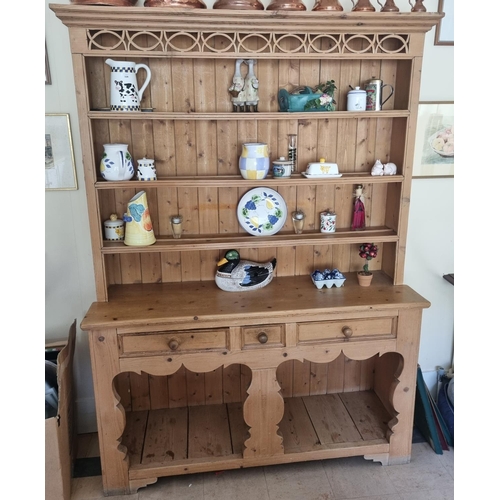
243,367,284,458
88,330,130,495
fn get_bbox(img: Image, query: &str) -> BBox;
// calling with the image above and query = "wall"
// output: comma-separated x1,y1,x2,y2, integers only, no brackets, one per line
45,0,454,433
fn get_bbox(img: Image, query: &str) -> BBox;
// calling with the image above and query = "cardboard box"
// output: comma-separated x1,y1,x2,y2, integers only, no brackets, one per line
45,320,76,500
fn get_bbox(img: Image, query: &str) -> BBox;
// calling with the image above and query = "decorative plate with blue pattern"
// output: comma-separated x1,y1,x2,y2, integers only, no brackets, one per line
237,187,287,236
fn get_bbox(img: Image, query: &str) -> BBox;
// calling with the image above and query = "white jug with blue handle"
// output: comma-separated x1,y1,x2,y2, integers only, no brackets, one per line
105,59,151,112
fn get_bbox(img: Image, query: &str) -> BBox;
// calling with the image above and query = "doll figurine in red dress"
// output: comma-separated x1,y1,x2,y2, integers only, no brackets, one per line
351,184,366,231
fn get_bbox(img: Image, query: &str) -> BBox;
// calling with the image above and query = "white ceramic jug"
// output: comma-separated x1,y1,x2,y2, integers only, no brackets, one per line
100,144,135,181
105,59,151,112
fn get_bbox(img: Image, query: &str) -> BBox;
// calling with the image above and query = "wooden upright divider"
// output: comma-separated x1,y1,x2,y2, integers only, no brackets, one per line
50,5,440,495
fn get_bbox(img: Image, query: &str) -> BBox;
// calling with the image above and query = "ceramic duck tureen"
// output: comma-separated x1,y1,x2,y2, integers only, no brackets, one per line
215,249,276,292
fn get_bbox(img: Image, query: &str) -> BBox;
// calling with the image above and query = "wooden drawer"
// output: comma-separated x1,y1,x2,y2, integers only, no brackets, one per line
242,325,284,348
298,317,395,343
119,329,228,356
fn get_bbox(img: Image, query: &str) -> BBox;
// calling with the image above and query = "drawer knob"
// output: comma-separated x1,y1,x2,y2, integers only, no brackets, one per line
257,332,268,344
342,326,353,338
168,339,179,351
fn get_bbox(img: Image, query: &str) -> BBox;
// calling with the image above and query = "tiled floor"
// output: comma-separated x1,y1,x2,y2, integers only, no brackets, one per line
72,433,454,500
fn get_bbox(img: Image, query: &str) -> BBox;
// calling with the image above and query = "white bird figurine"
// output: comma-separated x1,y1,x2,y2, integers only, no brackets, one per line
215,249,276,292
371,159,384,176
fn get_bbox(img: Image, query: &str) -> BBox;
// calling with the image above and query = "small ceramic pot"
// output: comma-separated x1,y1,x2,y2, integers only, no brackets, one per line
272,157,292,178
347,87,367,111
103,214,125,241
137,157,157,181
320,210,336,233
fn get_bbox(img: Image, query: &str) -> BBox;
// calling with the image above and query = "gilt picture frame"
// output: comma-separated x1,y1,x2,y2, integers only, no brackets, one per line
412,102,454,179
45,114,78,190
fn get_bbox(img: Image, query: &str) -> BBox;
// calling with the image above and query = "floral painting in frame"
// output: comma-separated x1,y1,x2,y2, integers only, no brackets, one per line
412,102,454,178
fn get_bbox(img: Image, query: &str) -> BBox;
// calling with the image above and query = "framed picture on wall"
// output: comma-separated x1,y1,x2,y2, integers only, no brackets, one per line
434,0,454,46
45,114,78,190
46,41,52,85
412,102,454,178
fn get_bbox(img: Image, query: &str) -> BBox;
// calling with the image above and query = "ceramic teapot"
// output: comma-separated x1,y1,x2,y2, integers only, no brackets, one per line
100,144,135,181
105,59,151,112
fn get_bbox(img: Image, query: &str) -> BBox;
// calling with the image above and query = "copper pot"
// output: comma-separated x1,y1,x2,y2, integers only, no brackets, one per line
377,0,399,11
213,0,264,9
312,0,343,11
267,0,307,10
350,0,376,11
144,0,207,7
70,0,138,5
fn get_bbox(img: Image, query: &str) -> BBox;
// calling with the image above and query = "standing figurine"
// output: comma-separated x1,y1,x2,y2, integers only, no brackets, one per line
228,59,246,112
351,184,366,231
244,59,259,112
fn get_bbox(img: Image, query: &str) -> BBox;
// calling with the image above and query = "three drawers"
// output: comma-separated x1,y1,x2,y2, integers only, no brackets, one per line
119,328,228,356
298,317,396,344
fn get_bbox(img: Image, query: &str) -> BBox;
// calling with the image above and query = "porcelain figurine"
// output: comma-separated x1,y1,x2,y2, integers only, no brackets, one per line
371,159,384,176
215,249,276,292
383,162,397,175
243,59,259,112
228,59,246,112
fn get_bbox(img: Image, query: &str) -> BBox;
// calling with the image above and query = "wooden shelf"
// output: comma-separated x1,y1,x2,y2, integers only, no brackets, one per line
89,110,410,121
95,174,404,189
121,391,390,477
102,227,399,253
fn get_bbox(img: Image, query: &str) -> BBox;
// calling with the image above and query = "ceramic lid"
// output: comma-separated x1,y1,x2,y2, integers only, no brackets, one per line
104,214,124,227
321,209,336,216
348,86,366,94
273,156,292,165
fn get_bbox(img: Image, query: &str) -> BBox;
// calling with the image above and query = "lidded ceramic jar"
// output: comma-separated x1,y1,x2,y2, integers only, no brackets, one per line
272,157,293,178
103,214,125,241
320,209,337,233
347,87,367,111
